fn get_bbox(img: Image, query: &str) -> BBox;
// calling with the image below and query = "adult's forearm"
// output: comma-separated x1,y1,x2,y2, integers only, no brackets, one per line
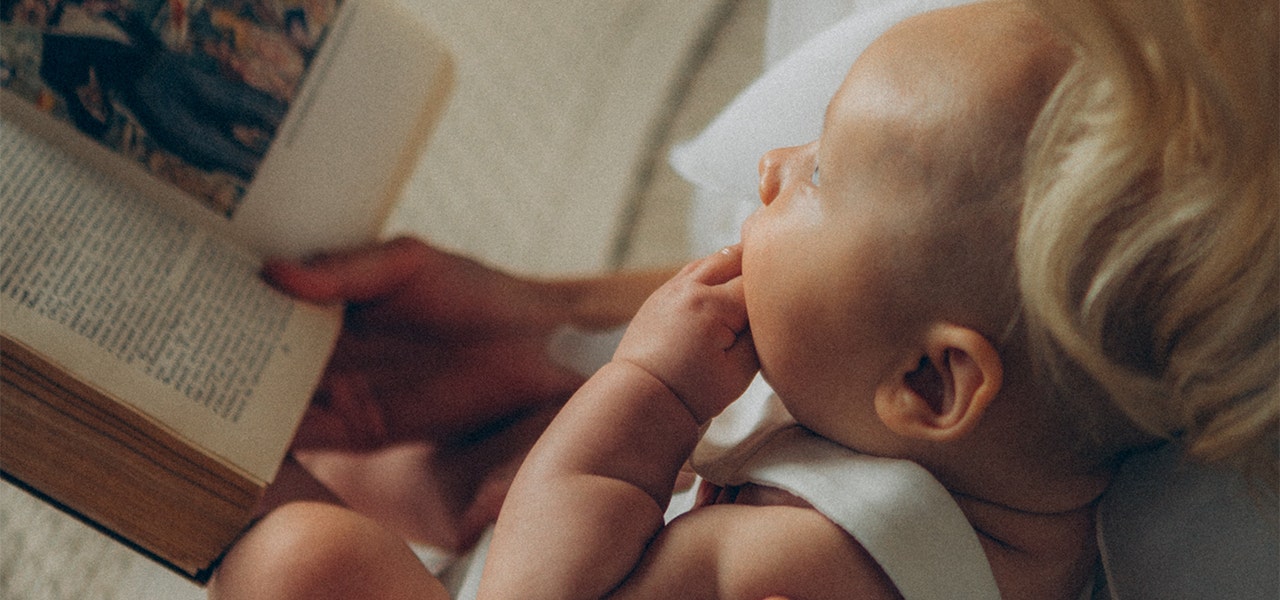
540,268,679,330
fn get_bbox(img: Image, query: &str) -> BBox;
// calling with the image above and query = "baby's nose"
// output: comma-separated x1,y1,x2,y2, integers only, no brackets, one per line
758,149,785,206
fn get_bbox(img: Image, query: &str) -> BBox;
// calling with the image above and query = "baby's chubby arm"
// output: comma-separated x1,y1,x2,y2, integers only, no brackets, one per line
478,246,758,600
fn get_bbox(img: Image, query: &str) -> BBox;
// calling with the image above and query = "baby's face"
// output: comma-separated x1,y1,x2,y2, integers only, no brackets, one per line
740,2,1061,449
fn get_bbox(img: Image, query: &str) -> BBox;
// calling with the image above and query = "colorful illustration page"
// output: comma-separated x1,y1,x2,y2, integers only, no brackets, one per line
0,0,346,218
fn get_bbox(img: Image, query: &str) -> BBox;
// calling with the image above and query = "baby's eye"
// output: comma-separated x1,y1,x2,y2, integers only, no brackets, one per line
811,165,820,186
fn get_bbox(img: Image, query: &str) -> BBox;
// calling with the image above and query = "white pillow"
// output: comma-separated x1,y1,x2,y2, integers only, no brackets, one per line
669,0,972,256
763,0,861,65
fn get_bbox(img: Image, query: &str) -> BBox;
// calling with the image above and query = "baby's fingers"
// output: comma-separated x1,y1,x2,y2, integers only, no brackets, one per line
707,276,749,349
685,244,743,286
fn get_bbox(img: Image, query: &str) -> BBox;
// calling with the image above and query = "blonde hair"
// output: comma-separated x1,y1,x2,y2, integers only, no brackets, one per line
1018,0,1278,490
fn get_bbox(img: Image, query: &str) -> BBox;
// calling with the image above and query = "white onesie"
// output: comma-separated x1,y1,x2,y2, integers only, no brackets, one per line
691,379,1003,600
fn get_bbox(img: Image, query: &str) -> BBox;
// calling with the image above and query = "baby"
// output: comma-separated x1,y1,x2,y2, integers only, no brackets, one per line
479,3,1124,599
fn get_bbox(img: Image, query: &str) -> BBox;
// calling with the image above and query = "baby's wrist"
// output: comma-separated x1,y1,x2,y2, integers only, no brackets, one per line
603,360,712,427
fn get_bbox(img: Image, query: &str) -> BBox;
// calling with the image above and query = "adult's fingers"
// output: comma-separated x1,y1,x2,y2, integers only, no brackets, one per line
262,237,429,304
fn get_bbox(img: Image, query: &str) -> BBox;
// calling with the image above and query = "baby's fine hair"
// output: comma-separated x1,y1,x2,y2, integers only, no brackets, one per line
1018,0,1278,490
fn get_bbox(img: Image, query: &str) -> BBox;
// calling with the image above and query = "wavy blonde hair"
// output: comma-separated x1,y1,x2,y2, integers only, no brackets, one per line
1018,0,1278,490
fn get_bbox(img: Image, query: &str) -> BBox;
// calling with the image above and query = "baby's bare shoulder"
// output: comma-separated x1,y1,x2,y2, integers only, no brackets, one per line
608,503,901,600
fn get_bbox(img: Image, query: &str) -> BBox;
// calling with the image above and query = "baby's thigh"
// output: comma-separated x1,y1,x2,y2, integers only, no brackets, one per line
208,501,448,600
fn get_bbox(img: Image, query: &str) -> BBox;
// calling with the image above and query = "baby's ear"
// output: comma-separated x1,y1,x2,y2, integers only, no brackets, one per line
873,324,1002,443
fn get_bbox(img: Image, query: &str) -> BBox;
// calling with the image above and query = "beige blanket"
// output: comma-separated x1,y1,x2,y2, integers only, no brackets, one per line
388,0,732,276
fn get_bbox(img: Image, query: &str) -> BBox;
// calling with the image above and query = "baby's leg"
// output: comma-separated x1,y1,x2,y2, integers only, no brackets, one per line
208,502,448,600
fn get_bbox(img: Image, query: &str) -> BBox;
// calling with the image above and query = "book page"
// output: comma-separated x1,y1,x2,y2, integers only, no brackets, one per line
0,0,452,259
231,0,454,258
0,118,338,482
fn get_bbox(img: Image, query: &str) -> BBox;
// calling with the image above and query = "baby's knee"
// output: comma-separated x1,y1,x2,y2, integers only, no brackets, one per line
209,502,445,600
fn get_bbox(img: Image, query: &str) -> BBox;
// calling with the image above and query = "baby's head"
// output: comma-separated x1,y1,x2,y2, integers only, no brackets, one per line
740,2,1113,490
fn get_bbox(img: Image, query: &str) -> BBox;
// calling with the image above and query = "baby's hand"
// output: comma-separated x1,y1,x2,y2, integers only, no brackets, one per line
614,246,758,423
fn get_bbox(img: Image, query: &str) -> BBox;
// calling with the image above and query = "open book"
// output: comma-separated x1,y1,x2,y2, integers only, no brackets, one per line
0,0,452,583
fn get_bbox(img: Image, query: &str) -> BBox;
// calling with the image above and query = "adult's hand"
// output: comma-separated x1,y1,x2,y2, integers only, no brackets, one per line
262,237,676,549
263,237,586,450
